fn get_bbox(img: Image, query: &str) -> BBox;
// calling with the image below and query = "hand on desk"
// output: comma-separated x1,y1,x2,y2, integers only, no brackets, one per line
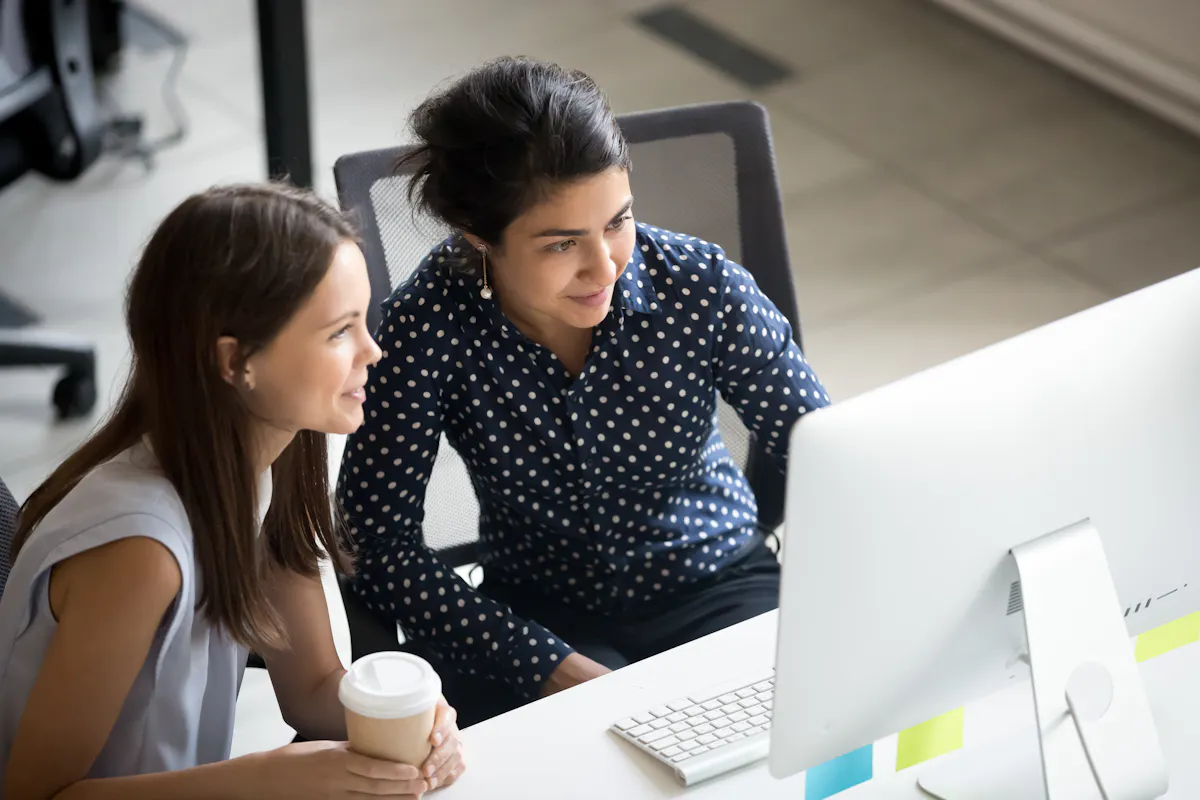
540,652,613,697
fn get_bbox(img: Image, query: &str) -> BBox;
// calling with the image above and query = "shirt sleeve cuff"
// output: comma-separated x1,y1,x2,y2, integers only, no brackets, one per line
503,620,577,700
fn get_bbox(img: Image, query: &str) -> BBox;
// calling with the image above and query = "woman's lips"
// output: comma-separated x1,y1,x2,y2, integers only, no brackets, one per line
569,288,611,308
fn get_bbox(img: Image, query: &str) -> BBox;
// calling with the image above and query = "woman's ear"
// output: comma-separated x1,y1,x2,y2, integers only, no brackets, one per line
461,232,487,253
216,336,253,390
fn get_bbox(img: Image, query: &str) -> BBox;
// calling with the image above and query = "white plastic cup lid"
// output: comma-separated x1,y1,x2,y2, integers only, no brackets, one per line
339,652,442,719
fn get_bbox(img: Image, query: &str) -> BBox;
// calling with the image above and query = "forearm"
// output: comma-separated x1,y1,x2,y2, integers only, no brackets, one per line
355,556,573,697
47,754,262,800
282,666,349,741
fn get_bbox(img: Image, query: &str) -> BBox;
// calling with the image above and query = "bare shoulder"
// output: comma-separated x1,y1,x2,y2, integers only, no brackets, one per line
51,534,183,620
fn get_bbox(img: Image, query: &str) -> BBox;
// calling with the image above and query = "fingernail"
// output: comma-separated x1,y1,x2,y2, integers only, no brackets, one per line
433,731,444,746
426,764,436,777
430,777,440,790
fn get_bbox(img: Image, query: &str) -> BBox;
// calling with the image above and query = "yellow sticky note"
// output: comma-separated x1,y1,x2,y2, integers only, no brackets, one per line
1135,611,1200,662
895,707,965,771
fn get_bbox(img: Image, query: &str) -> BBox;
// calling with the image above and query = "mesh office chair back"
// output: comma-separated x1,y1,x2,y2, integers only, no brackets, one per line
0,477,19,598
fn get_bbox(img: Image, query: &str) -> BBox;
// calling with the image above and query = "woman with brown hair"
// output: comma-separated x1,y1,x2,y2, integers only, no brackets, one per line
0,184,464,798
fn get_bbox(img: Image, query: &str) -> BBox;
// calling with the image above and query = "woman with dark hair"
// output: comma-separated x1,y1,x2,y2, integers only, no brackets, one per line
339,57,831,724
0,184,464,798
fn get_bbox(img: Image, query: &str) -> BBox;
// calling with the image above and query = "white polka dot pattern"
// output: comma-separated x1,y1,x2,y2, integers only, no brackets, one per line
337,223,830,697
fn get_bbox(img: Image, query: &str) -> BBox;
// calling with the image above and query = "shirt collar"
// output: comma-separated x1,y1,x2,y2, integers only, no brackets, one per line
612,243,661,316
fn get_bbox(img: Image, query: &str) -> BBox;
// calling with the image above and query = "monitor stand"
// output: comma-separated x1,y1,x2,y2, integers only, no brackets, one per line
918,520,1169,800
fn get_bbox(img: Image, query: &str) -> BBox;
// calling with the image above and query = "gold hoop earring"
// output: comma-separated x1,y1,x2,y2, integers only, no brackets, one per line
478,245,493,300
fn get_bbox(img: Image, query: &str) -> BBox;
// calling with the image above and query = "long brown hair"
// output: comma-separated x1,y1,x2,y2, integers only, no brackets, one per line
16,183,357,649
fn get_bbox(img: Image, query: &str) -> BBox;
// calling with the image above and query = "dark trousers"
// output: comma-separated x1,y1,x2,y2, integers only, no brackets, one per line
386,542,782,729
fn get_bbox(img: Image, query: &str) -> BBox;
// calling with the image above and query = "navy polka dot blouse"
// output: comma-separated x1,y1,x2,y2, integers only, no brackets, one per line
338,223,830,698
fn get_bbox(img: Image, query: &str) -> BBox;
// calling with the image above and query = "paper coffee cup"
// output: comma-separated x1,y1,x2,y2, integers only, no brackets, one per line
340,652,442,765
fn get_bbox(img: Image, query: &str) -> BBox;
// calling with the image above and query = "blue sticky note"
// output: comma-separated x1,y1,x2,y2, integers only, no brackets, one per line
805,744,874,800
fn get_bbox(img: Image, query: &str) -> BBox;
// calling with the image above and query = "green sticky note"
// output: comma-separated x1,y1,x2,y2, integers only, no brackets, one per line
1135,611,1200,662
895,707,965,771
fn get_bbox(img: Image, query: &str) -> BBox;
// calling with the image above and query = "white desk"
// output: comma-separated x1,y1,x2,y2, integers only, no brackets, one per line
440,611,1200,799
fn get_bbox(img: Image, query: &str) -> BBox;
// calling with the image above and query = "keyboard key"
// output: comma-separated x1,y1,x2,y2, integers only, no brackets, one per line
738,698,758,709
701,700,722,711
718,694,738,704
651,736,680,752
746,704,766,716
747,725,766,735
728,732,746,742
693,746,710,755
628,724,653,737
736,688,756,699
680,739,701,751
651,719,672,730
708,737,731,751
756,691,773,703
693,724,715,735
668,699,692,712
615,718,638,731
651,706,673,718
640,729,671,744
669,722,690,733
677,730,698,741
704,710,724,721
697,734,718,745
732,722,751,733
730,712,749,723
748,714,769,727
753,682,773,692
633,713,654,725
712,718,733,729
720,703,743,715
716,726,737,739
668,712,688,723
683,705,704,717
671,752,691,763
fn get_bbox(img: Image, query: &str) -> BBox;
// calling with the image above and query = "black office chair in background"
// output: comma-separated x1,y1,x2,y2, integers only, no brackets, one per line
331,100,805,661
0,475,18,599
0,0,113,419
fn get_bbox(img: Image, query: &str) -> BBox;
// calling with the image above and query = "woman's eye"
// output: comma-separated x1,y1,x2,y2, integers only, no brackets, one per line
608,214,633,231
330,325,351,340
547,240,576,253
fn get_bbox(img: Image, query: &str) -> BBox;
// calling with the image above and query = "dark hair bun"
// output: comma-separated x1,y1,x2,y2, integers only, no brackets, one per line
400,57,630,248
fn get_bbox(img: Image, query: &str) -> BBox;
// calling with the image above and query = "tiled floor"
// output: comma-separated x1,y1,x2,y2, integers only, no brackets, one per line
3,0,1199,753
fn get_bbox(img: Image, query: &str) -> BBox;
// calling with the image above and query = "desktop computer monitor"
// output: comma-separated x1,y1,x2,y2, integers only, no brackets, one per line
770,267,1200,798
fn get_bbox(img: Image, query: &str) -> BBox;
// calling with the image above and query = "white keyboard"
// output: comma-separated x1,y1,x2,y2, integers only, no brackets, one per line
609,674,774,786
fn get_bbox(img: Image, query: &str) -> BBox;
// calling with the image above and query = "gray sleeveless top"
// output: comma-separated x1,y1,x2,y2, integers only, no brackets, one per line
0,443,271,784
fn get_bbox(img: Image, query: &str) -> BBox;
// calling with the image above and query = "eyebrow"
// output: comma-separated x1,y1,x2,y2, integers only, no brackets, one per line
532,198,634,238
323,310,360,328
